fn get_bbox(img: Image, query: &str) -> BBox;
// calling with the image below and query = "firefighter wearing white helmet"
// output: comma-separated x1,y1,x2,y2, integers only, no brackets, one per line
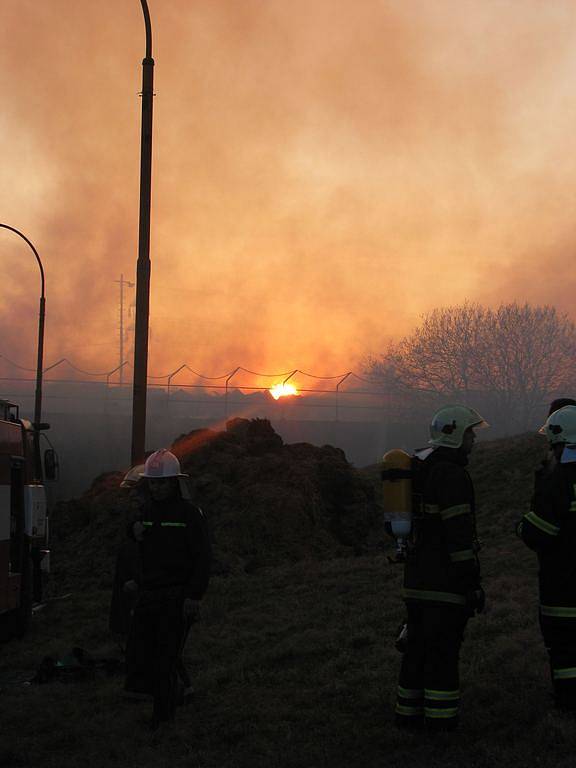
520,405,576,712
530,399,576,493
140,449,188,479
395,404,488,733
539,404,576,445
125,448,211,732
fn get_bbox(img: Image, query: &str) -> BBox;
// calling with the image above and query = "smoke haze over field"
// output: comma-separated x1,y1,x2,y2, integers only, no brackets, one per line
1,1,576,378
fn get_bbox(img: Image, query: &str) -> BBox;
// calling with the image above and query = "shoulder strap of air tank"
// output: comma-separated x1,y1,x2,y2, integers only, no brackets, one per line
381,467,412,481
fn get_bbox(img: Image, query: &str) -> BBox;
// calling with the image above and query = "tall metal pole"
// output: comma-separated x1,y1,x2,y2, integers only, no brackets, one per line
0,224,46,481
131,0,154,464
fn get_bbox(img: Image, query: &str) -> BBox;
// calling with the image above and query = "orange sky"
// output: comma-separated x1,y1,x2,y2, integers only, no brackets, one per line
1,0,576,381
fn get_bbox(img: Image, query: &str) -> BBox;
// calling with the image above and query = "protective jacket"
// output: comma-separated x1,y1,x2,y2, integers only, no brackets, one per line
138,499,211,600
403,447,481,607
521,459,576,711
396,445,481,732
521,462,576,616
126,498,211,724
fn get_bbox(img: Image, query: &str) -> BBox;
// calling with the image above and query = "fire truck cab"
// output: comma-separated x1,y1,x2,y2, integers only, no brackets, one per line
0,398,50,638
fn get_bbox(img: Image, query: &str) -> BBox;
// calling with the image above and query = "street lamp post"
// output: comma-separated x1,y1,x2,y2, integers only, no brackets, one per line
0,223,46,480
131,0,155,465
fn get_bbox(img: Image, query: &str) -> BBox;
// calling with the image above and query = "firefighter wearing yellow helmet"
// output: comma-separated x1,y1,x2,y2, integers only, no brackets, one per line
429,405,488,450
395,405,488,732
520,405,576,712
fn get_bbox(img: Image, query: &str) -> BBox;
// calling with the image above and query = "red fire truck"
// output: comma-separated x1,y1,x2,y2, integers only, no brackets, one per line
0,398,53,638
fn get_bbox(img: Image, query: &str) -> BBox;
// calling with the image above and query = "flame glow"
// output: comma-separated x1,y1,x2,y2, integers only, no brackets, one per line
269,383,299,400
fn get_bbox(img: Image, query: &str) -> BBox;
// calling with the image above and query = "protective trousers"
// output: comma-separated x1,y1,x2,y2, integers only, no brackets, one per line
125,616,192,697
127,590,189,724
540,612,576,711
396,602,468,731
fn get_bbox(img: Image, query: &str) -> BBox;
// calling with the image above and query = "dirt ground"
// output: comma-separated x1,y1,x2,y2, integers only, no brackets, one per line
3,430,574,768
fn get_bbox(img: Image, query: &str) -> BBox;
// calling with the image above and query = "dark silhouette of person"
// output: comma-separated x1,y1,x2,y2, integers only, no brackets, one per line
123,450,211,732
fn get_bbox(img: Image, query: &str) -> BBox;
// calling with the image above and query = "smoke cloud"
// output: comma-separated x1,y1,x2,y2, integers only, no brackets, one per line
1,0,576,382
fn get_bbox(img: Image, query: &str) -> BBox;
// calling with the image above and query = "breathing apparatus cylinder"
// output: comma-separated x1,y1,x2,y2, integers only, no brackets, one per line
381,449,412,561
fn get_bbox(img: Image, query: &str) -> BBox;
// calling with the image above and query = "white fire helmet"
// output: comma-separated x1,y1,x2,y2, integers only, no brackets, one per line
429,405,489,449
139,449,188,479
539,405,576,446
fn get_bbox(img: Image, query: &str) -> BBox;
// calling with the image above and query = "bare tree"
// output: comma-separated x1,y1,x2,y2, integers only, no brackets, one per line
367,302,576,431
367,303,489,398
481,304,576,428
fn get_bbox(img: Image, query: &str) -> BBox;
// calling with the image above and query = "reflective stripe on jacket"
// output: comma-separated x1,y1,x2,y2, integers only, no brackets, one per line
403,447,480,606
521,462,576,613
138,499,211,600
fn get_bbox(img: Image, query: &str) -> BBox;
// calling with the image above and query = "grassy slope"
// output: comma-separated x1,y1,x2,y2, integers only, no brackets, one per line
2,433,576,768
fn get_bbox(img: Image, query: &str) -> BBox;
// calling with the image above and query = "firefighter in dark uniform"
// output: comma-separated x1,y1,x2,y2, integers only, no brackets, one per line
396,405,488,732
520,405,576,712
125,449,211,732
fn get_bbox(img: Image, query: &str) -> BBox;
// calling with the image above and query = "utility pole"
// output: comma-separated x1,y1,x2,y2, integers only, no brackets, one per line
131,0,154,465
114,274,134,384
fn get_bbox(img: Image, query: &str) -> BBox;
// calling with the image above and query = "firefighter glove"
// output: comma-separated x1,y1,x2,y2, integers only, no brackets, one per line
394,623,409,653
467,587,485,615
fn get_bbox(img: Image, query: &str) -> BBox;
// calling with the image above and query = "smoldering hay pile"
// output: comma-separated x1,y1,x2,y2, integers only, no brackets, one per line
50,418,381,591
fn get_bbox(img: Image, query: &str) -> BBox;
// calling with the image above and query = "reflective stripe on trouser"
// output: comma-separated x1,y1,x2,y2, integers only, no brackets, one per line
395,685,424,719
539,611,576,711
424,688,460,721
396,602,467,728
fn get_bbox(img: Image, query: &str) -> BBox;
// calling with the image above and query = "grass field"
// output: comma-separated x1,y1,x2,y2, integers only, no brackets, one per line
2,434,576,767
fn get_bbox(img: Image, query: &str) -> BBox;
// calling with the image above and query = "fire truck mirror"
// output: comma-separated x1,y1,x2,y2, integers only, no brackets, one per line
44,449,58,482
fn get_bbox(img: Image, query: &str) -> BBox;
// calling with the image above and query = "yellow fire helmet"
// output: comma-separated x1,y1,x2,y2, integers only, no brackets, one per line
429,405,489,449
120,464,145,488
539,405,576,445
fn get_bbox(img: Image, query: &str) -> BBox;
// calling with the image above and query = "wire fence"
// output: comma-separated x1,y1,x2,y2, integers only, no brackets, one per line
2,352,561,498
0,353,394,422
0,351,559,432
